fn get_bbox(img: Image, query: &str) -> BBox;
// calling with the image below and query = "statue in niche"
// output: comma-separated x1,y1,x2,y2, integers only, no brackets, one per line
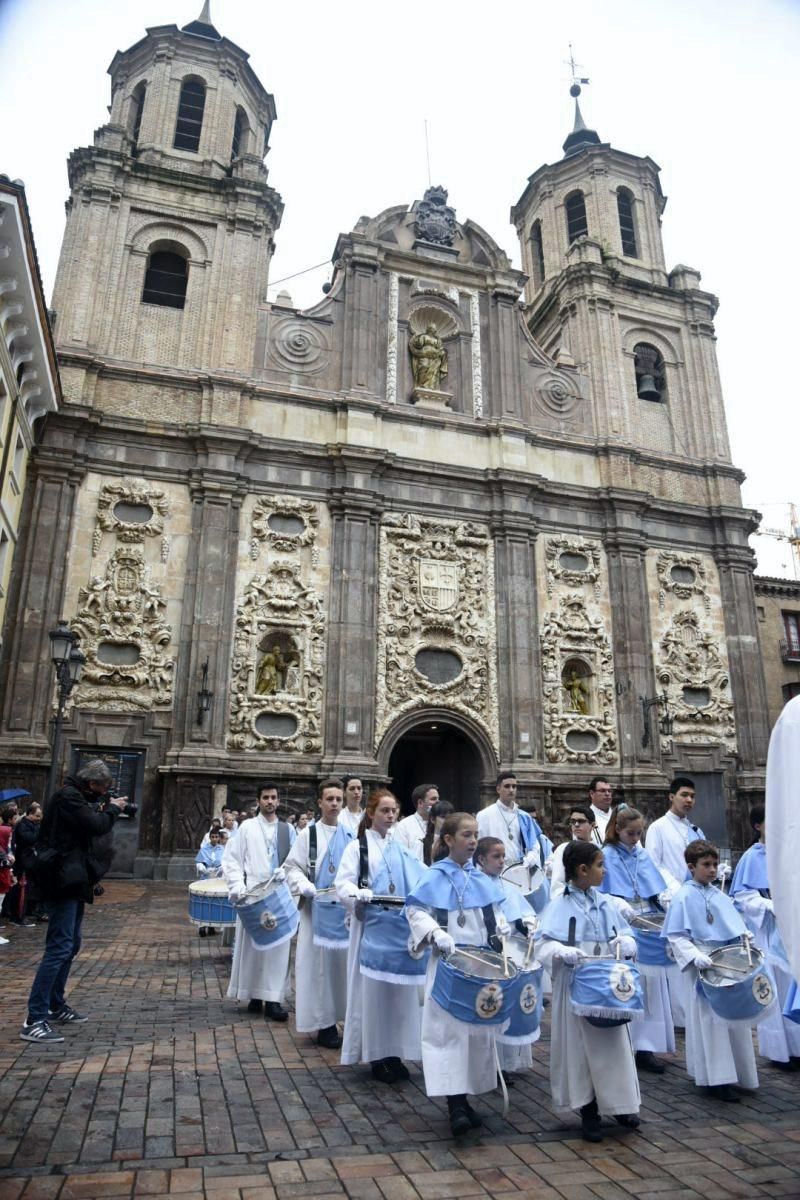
563,664,591,715
255,641,299,695
409,325,448,391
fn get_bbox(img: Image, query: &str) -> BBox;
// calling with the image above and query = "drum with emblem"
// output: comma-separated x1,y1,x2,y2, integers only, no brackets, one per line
569,955,644,1028
501,862,550,914
698,942,777,1024
234,878,299,950
629,908,673,968
359,897,429,984
188,878,236,927
497,934,543,1044
431,946,519,1026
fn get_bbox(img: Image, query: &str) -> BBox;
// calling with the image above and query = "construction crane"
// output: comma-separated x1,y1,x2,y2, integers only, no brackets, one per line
752,502,800,579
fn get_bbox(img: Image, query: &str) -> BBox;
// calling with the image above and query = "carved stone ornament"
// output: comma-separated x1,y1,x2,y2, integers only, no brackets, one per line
656,610,736,751
70,547,173,711
93,476,171,560
532,370,582,421
657,551,710,612
267,317,329,375
414,185,457,247
545,536,602,598
250,496,319,560
375,513,499,753
227,561,325,755
540,594,618,765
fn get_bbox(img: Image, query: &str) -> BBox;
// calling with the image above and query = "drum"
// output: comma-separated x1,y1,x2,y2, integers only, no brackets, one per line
431,946,519,1026
698,942,777,1024
498,934,543,1044
569,955,644,1028
312,887,349,950
235,879,299,950
188,878,236,927
629,909,673,969
501,862,550,914
359,900,429,984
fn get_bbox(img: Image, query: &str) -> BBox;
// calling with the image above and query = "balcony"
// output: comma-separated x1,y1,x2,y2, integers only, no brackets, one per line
780,639,800,664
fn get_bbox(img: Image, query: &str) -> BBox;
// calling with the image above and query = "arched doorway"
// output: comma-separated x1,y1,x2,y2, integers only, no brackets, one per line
384,718,489,815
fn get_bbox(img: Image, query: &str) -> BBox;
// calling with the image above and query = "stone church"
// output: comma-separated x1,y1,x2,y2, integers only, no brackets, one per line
0,6,770,876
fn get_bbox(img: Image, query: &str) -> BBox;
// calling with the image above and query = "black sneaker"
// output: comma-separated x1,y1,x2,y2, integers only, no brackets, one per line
615,1113,641,1129
264,1001,289,1022
464,1100,484,1129
317,1024,343,1049
20,1019,64,1044
635,1050,665,1074
49,1005,88,1024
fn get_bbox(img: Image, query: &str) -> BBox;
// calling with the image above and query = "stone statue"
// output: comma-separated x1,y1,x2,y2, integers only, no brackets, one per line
409,324,448,391
563,668,590,715
255,647,280,695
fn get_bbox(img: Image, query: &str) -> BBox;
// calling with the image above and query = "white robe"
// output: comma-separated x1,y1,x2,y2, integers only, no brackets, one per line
222,815,296,1004
590,806,611,845
284,823,348,1033
536,936,641,1115
734,888,800,1063
335,831,422,1065
645,812,705,890
394,812,427,862
667,935,758,1089
477,801,544,867
766,695,800,983
406,902,509,1097
548,842,568,900
338,807,364,837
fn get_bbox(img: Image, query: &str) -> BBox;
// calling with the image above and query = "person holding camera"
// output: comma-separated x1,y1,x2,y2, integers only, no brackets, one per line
20,760,127,1044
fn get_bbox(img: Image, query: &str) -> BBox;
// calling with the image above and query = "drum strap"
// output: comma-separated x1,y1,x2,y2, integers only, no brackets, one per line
308,824,317,884
277,821,291,865
433,904,501,952
358,834,369,890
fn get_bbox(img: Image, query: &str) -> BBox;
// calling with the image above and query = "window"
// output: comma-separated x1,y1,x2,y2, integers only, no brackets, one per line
173,78,206,152
784,612,800,656
142,249,188,309
231,107,248,160
617,187,638,257
633,342,666,402
0,531,8,592
530,220,545,289
565,190,588,243
131,82,146,149
783,682,800,705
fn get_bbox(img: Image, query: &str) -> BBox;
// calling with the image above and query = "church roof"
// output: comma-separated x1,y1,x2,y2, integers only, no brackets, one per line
181,0,221,41
562,84,601,158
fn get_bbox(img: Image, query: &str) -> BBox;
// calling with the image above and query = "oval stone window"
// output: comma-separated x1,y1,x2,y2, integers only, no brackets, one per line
682,686,711,709
113,501,154,524
565,729,600,753
670,565,696,585
559,551,589,573
267,512,305,536
414,648,463,684
255,713,298,738
96,641,141,666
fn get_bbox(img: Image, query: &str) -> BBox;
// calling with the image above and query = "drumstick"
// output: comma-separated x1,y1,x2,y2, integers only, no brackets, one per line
502,938,510,978
451,947,497,969
701,962,750,976
742,933,753,968
567,916,576,947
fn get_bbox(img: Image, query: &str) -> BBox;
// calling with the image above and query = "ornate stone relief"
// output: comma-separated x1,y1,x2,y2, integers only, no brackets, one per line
92,476,170,560
656,551,710,612
540,594,618,765
375,513,499,753
250,495,319,559
386,272,399,404
267,316,329,374
655,610,736,751
414,185,457,246
532,369,583,421
71,546,173,711
544,535,602,598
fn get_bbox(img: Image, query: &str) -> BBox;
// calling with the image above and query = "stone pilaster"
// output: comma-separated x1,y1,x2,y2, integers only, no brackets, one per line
490,512,542,765
340,244,381,395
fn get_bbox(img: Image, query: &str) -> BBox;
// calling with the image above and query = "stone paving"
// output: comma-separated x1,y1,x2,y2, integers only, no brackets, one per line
0,882,799,1200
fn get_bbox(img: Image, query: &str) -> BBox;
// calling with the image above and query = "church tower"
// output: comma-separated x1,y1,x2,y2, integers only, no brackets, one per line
511,85,730,465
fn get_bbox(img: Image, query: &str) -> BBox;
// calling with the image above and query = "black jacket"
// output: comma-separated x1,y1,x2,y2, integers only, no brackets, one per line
39,776,120,902
10,816,40,875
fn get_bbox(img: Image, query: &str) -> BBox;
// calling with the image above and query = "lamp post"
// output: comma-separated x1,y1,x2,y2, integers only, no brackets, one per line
640,690,673,749
196,657,213,726
45,620,86,801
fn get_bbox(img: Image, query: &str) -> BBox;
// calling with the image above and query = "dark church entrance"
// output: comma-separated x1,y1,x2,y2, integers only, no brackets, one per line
387,721,484,815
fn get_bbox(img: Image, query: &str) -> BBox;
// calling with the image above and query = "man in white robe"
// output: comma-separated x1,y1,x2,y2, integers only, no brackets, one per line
588,777,613,845
394,783,438,862
338,776,365,837
766,695,800,984
477,772,547,871
223,783,296,1020
644,777,705,889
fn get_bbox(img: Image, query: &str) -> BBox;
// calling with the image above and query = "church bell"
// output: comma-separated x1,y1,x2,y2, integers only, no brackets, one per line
636,373,661,402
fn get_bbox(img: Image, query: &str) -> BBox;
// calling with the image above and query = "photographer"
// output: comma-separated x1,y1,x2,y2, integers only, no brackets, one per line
20,760,127,1044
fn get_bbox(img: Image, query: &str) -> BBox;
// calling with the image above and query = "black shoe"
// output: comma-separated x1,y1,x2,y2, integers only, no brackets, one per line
385,1056,410,1080
10,919,35,928
207,927,217,935
371,1059,398,1084
580,1098,603,1143
771,1059,798,1072
635,1050,665,1074
317,1024,342,1049
199,927,209,938
247,999,263,1014
449,1105,472,1138
264,1002,289,1022
464,1100,484,1129
500,1070,516,1088
707,1084,740,1103
615,1113,641,1129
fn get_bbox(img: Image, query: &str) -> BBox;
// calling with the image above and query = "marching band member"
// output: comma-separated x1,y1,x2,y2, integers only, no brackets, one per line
284,778,353,1050
338,777,365,837
195,828,224,877
477,773,548,877
730,805,800,1070
599,806,675,1074
222,783,296,1021
395,784,439,862
335,789,427,1084
662,839,759,1102
644,777,705,889
406,813,511,1138
537,840,640,1142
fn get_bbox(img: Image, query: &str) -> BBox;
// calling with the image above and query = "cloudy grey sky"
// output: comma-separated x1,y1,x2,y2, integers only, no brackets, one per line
1,0,797,576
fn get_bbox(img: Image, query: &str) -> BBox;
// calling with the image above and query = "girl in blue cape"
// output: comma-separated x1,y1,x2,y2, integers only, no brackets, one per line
536,840,640,1142
730,804,800,1069
662,838,759,1100
405,812,512,1138
600,806,676,1074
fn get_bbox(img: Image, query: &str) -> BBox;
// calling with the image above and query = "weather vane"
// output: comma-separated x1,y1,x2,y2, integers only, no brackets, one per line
566,43,590,96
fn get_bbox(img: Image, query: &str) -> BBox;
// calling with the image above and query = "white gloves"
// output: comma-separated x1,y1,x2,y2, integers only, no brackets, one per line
657,890,673,910
610,934,637,959
356,888,373,903
693,952,714,970
271,867,286,884
229,885,247,902
522,915,538,936
299,879,317,899
523,850,540,871
433,930,455,956
495,913,512,939
556,946,585,966
764,898,775,915
717,862,732,882
610,897,636,923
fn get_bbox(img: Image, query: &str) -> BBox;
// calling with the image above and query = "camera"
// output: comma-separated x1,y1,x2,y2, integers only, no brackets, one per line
105,788,137,819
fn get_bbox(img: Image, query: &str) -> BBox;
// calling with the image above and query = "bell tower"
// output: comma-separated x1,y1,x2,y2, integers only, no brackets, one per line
511,85,731,463
51,1,283,379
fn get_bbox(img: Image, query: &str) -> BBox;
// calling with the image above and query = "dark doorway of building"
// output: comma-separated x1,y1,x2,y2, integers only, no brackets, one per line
388,721,484,816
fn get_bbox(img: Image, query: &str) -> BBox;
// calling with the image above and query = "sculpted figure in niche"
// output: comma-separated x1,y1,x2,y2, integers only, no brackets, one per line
255,642,298,695
563,666,591,715
409,324,448,391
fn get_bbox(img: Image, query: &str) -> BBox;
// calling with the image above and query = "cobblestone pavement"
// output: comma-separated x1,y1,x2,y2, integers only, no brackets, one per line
1,882,799,1200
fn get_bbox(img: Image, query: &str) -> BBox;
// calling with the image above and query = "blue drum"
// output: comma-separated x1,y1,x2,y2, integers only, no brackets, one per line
431,946,520,1026
188,878,236,927
312,887,349,950
502,863,550,915
498,935,543,1044
235,880,299,950
698,943,777,1024
359,899,429,984
783,979,800,1025
630,909,673,968
569,956,644,1028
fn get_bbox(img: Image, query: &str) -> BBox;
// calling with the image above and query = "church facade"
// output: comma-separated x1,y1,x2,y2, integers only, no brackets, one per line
0,11,770,876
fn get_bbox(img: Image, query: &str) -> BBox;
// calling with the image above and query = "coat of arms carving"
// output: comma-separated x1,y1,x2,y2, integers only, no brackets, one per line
419,560,458,612
414,186,457,247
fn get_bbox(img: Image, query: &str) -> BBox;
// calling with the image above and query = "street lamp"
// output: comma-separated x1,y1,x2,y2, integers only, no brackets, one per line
45,620,85,801
196,657,213,726
640,690,672,749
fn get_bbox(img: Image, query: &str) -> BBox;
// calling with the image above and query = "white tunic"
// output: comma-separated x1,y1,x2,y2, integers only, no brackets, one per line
284,823,348,1033
766,695,800,982
394,812,427,862
733,888,800,1063
222,815,295,1004
590,806,611,845
477,801,543,866
335,831,422,1065
548,842,568,900
338,807,364,837
645,811,705,889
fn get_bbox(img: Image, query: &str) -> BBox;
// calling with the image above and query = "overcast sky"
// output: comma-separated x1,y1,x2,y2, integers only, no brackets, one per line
1,0,797,577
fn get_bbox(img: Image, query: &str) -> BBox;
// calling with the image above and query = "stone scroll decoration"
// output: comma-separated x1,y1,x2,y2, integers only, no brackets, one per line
540,593,618,765
656,551,710,613
249,495,319,560
92,476,171,561
375,513,499,754
655,610,736,752
544,535,602,598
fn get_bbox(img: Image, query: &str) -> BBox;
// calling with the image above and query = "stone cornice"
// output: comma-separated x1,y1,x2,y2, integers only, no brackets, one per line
753,575,800,599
